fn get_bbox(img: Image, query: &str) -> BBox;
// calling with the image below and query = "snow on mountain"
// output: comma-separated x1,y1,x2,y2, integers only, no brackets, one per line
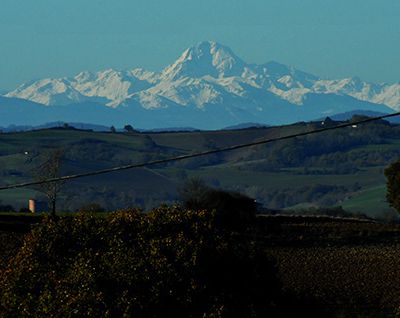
134,77,225,108
6,68,160,107
375,84,400,110
72,69,158,107
161,41,248,80
312,78,400,110
2,40,400,129
5,78,91,106
129,68,160,84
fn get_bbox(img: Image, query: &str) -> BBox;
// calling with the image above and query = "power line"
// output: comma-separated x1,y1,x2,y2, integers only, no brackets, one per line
1,111,399,191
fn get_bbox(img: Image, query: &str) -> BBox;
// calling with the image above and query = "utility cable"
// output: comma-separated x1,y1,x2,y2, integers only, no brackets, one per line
0,111,399,191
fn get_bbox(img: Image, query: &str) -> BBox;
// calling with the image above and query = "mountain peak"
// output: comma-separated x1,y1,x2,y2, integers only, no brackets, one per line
188,40,233,57
3,40,400,119
162,41,247,80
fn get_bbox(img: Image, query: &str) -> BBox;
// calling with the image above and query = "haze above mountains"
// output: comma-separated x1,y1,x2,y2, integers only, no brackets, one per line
1,41,399,130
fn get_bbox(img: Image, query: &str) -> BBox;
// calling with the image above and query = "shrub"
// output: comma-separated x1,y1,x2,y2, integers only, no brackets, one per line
0,205,15,213
385,159,400,213
180,179,257,231
0,206,281,318
77,203,106,213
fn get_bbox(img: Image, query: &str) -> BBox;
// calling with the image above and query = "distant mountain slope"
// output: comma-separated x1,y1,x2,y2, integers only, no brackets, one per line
0,96,49,125
0,97,118,127
2,41,399,129
318,110,400,124
0,121,111,133
223,123,268,130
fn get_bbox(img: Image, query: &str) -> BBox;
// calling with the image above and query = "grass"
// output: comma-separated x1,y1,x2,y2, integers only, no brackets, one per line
0,212,38,216
189,164,393,217
341,185,395,217
0,124,399,214
192,166,385,189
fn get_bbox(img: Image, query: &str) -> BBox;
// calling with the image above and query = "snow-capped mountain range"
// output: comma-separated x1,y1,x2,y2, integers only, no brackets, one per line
1,41,399,129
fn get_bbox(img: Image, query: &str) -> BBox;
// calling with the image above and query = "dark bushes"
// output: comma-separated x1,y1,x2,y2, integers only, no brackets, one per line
0,206,282,318
180,179,257,231
385,159,400,213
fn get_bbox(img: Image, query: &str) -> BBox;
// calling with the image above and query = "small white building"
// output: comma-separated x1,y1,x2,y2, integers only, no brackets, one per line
29,199,36,213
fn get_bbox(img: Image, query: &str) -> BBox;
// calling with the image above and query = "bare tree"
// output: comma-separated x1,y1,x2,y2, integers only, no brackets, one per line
179,177,211,210
34,149,65,217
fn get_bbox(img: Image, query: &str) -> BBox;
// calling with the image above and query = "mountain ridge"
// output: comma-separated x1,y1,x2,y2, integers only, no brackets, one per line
2,41,399,129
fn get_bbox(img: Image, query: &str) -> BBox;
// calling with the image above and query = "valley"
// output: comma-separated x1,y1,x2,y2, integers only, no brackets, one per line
0,117,398,218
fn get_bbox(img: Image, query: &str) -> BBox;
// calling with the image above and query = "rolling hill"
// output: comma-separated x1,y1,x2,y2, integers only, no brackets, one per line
0,117,398,218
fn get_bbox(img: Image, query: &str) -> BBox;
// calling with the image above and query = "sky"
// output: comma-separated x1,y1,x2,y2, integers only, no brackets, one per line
0,0,399,90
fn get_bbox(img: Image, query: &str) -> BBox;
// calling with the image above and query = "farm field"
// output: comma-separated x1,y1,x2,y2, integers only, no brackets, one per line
0,119,399,218
2,213,400,316
255,215,400,316
267,243,400,316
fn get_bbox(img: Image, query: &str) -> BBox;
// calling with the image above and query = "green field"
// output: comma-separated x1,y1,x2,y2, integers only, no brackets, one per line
342,185,395,217
0,120,399,217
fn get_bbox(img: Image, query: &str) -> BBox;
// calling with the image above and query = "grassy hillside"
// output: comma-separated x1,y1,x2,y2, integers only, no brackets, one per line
341,185,393,217
0,119,399,217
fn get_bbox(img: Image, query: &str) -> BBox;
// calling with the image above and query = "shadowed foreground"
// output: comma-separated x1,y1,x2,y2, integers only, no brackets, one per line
2,208,400,317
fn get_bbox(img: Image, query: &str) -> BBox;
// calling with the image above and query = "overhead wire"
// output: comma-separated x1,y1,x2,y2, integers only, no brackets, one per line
0,111,399,191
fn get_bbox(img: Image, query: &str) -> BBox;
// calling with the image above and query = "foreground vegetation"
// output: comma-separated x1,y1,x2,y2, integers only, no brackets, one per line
2,204,400,317
1,118,400,316
0,207,287,318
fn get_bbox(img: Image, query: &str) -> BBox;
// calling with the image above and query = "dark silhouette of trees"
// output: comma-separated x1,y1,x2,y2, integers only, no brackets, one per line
77,203,106,213
200,189,257,230
180,178,257,231
124,124,135,132
0,202,15,212
33,149,65,217
0,206,283,317
179,177,210,210
385,159,400,213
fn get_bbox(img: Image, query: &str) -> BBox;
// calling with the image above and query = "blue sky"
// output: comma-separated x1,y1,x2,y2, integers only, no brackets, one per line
1,0,399,90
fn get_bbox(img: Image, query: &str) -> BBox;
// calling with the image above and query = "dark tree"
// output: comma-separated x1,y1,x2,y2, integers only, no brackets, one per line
385,159,400,213
0,206,285,317
200,189,257,231
179,177,211,210
180,178,257,231
321,116,335,127
34,150,65,217
110,125,116,133
0,202,15,212
77,203,106,213
124,124,135,132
